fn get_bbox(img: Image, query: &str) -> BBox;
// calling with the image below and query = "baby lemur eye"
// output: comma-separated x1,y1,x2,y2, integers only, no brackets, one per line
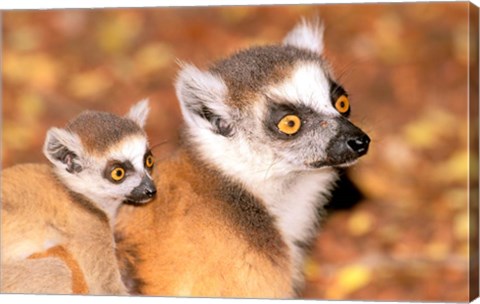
277,115,302,135
335,95,350,114
145,155,154,169
111,167,126,182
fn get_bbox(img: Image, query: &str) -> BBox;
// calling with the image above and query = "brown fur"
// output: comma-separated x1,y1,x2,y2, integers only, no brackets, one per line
0,164,127,295
67,111,145,154
115,144,294,298
210,45,320,107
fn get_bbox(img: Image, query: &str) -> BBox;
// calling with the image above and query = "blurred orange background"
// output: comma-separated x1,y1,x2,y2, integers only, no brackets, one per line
1,3,475,302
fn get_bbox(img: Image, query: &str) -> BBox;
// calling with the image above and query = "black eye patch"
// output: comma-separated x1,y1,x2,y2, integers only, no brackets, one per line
103,160,134,182
264,97,316,140
329,79,350,117
143,150,154,172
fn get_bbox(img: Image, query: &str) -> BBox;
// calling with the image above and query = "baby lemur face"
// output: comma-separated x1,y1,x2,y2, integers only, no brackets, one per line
43,100,156,216
176,20,370,178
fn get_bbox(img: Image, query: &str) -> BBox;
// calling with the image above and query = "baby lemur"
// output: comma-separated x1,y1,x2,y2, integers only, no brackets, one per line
1,100,157,295
115,19,370,298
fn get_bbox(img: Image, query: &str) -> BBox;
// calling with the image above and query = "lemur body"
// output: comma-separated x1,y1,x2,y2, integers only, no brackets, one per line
116,20,370,297
1,100,157,295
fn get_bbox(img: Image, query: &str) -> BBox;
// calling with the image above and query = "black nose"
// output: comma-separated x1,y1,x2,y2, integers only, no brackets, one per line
145,187,157,198
347,134,370,155
126,176,157,204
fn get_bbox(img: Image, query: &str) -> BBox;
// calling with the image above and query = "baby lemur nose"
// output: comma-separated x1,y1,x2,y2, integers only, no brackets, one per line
127,176,157,203
145,187,157,198
142,177,157,198
347,134,370,155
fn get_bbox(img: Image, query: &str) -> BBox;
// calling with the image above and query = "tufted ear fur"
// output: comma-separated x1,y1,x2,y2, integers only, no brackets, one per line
283,18,325,55
43,127,84,174
125,99,150,129
175,63,234,137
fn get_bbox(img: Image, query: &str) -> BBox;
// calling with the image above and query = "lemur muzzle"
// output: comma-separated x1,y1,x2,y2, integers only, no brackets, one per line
127,175,157,203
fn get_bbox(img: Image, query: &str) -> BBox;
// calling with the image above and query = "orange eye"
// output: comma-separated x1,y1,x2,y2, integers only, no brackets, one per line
335,95,350,114
277,115,302,135
145,155,154,168
111,167,125,181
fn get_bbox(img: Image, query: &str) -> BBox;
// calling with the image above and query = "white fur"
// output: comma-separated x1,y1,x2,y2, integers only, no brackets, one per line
43,128,84,171
126,99,150,128
269,63,338,117
2,229,62,262
176,63,230,130
4,240,43,261
53,135,149,222
283,18,324,54
256,170,337,282
108,136,149,173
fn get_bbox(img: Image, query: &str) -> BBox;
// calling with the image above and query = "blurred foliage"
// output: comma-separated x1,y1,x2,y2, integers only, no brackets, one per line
1,2,472,302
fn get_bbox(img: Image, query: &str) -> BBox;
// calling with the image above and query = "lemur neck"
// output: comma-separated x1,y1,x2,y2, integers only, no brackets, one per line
75,190,122,227
185,129,338,282
238,168,337,264
53,168,120,226
95,198,123,225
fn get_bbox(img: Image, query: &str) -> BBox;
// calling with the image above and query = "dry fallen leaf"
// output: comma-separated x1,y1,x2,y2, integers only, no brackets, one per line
453,212,469,240
3,52,60,90
96,12,143,54
402,108,458,149
425,241,450,261
432,150,469,184
304,256,321,281
133,43,174,77
68,69,113,100
325,264,372,299
348,211,374,236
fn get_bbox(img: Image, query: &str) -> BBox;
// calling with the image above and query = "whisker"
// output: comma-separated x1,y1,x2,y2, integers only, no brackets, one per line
263,156,280,181
150,139,175,151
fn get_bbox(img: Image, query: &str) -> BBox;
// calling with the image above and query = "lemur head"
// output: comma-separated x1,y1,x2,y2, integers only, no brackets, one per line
43,99,157,217
176,19,370,179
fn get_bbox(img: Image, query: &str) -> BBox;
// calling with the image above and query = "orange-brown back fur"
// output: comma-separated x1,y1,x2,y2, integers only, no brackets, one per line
115,147,294,298
1,164,126,295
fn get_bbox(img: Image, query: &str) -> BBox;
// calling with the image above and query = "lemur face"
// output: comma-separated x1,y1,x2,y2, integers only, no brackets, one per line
252,61,370,170
176,20,370,177
82,134,157,205
43,100,157,208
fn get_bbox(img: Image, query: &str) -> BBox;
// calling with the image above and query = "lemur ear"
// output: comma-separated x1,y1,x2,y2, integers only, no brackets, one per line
175,63,234,137
283,18,325,55
126,98,150,128
43,127,84,173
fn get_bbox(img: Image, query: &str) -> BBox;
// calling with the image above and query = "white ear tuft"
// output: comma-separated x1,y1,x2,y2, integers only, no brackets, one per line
283,18,325,54
175,63,230,130
43,127,84,173
126,99,150,128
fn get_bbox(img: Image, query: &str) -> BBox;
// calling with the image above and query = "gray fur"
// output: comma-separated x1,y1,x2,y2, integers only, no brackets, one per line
44,128,84,174
66,111,145,154
210,45,324,106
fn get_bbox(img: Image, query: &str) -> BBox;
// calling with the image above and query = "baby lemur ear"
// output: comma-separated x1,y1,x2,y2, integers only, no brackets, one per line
43,128,84,174
126,98,150,128
283,18,325,55
175,63,234,137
